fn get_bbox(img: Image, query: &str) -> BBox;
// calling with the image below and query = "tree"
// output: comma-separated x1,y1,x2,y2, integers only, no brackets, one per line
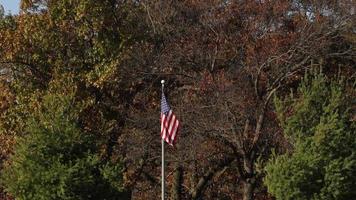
0,4,4,18
265,73,356,200
0,0,149,198
137,1,355,199
1,84,129,200
0,0,354,199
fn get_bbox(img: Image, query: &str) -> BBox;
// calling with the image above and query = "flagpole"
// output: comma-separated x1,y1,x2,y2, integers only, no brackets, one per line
161,80,165,200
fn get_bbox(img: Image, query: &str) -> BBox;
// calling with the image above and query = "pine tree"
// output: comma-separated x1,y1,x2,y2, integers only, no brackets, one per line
265,73,356,200
0,5,4,18
1,90,129,200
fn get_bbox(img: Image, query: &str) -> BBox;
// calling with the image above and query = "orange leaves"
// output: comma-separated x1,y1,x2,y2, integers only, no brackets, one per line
0,82,13,114
199,70,229,94
20,0,34,10
0,82,15,175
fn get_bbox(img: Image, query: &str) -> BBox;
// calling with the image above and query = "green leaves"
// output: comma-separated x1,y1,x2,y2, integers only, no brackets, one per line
1,86,128,200
265,73,356,200
0,1,145,198
0,4,4,18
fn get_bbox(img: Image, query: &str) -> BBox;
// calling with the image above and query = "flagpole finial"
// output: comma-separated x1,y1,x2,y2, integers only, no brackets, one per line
161,80,165,85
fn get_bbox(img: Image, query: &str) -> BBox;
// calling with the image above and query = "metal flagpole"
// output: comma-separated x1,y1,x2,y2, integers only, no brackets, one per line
161,80,165,200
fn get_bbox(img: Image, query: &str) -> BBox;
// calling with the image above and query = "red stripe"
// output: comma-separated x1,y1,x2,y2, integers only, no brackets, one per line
163,112,173,140
161,114,167,139
160,114,164,132
172,123,180,146
167,115,176,144
170,122,179,145
170,120,179,145
160,110,180,145
164,111,173,129
168,119,178,144
161,111,172,141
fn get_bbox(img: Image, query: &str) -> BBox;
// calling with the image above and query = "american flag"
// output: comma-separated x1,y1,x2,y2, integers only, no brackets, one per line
161,92,180,146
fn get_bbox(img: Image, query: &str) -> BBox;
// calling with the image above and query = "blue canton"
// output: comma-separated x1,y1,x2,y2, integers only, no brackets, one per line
161,93,171,115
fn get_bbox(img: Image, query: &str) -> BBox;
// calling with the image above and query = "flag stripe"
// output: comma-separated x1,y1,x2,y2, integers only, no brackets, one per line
170,120,179,143
161,93,180,146
165,111,173,130
167,115,176,136
161,114,167,139
160,114,164,133
163,111,173,142
167,117,177,144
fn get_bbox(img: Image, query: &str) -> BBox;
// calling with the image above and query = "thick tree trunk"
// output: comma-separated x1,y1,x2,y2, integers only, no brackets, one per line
242,180,254,200
191,169,214,200
172,164,183,200
120,189,132,200
242,157,255,200
190,157,235,200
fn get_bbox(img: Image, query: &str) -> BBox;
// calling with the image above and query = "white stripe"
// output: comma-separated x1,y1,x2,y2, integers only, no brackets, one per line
161,114,167,140
164,110,173,129
167,115,176,136
161,110,180,145
168,118,177,144
161,114,165,133
163,111,173,142
162,128,167,140
170,120,179,144
165,132,170,143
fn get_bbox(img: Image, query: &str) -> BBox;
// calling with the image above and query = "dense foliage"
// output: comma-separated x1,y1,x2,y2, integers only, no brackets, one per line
0,0,354,200
0,5,4,18
265,74,356,200
1,81,128,200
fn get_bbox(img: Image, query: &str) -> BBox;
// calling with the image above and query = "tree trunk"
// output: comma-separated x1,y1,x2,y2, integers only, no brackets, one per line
190,157,235,200
191,169,214,200
242,179,254,200
242,157,255,200
172,164,183,200
120,189,132,200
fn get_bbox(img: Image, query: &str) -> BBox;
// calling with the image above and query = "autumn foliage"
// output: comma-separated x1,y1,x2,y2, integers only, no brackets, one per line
0,0,354,200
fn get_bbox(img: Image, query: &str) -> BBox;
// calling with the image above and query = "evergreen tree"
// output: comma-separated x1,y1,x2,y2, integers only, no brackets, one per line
0,5,4,18
265,73,356,200
1,88,129,200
